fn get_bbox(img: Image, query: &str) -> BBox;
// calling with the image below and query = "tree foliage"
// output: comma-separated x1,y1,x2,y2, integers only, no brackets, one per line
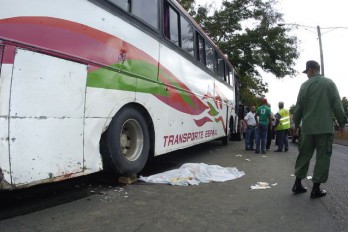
342,97,348,116
177,0,299,106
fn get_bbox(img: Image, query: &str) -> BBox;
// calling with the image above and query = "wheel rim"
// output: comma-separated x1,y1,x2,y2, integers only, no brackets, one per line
119,119,144,161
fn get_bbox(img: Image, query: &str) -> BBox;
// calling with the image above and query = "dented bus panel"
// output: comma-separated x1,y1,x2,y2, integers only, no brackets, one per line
0,47,91,190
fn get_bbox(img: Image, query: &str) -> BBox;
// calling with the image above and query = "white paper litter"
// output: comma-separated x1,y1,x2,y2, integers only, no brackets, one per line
139,163,245,186
250,182,271,190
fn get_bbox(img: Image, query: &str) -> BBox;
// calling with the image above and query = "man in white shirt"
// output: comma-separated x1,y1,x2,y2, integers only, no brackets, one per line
244,106,256,150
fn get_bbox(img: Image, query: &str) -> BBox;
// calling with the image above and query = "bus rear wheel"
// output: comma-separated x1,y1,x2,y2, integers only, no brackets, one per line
102,107,150,176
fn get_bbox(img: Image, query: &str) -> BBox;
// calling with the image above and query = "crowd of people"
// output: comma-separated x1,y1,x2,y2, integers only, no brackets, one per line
243,99,290,154
241,60,347,199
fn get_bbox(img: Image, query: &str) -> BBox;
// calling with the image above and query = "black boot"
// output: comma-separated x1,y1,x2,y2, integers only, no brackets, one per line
292,177,307,194
310,183,327,199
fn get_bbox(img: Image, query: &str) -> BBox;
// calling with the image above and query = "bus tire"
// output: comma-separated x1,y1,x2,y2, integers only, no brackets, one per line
103,106,150,176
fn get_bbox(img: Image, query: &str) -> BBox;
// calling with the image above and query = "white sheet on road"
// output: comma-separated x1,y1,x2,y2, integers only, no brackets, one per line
139,163,245,186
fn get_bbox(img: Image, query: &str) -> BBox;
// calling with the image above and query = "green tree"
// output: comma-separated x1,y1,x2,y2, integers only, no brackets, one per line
342,97,348,116
177,0,299,106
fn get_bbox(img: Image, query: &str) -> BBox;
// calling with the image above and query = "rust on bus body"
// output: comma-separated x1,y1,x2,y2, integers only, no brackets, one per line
0,167,12,190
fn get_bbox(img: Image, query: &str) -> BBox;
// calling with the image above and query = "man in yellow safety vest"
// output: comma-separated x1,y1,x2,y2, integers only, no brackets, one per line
274,101,290,152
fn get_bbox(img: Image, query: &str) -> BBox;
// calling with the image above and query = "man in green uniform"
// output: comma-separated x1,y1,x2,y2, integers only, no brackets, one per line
292,60,347,199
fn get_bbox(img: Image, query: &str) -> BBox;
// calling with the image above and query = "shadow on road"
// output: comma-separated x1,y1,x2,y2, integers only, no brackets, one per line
0,141,225,220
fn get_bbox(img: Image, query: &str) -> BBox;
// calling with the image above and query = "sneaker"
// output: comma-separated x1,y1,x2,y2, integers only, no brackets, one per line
274,149,282,152
284,148,289,152
261,151,266,154
255,150,260,154
292,184,307,194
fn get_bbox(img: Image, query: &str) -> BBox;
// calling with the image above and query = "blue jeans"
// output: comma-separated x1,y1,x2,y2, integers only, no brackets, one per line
276,129,289,151
256,124,268,153
244,126,256,149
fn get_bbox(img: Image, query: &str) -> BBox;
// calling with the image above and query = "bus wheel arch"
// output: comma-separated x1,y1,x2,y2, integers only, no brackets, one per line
100,103,155,176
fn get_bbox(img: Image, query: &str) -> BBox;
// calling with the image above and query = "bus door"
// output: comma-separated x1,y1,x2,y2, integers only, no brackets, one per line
9,49,87,186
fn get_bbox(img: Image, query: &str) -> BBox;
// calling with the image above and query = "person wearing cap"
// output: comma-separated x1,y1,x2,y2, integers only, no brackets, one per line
292,60,347,199
254,98,272,154
274,101,290,152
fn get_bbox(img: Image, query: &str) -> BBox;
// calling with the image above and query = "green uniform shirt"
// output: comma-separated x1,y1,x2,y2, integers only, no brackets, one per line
256,105,271,125
293,74,347,135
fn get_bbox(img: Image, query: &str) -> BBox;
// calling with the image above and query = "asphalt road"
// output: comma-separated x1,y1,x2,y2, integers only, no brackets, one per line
0,139,347,232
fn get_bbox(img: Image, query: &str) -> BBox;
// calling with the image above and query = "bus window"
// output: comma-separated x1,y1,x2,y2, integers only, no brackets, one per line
205,43,215,72
217,57,225,80
107,0,158,29
225,64,230,84
229,69,235,87
197,33,205,65
168,6,179,46
108,0,129,11
132,0,158,29
180,16,194,56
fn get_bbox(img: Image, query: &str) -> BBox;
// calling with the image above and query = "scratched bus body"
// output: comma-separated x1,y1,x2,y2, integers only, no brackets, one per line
0,0,241,190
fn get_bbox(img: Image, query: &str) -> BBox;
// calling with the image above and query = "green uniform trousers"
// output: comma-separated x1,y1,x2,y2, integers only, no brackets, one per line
294,133,333,183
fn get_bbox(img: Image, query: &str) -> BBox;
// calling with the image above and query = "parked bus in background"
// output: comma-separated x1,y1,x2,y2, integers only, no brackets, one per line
0,0,241,190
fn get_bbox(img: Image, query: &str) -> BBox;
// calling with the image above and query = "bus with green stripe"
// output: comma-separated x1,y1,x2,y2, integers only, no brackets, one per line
0,0,241,190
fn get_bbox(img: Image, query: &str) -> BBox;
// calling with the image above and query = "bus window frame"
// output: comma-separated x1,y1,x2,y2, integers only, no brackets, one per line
196,32,206,66
103,0,160,30
180,15,194,56
217,56,225,80
167,5,180,46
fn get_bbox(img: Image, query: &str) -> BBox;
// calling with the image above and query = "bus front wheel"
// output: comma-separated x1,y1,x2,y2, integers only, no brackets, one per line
102,107,150,176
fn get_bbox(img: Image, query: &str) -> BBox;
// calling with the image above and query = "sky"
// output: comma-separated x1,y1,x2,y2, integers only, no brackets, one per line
195,0,348,113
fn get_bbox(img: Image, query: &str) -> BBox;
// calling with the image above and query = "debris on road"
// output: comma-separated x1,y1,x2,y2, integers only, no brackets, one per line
119,174,137,184
250,182,272,190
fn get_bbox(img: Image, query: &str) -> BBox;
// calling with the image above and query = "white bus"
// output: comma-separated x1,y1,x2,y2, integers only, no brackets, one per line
0,0,241,190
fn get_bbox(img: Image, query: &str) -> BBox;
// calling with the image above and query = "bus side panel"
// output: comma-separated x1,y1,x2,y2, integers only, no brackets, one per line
0,45,12,188
9,49,87,186
155,44,216,154
213,80,235,138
